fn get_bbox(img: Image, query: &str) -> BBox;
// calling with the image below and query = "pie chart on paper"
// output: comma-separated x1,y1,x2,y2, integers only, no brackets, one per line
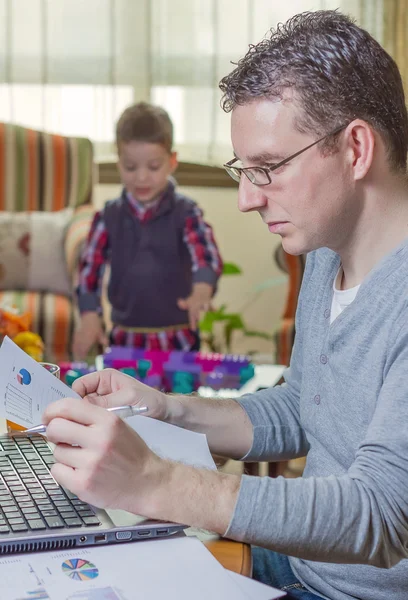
62,558,99,581
17,368,31,385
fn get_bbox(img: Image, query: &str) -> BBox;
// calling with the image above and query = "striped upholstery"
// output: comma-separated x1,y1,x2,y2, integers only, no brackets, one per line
0,290,74,364
274,245,306,366
0,123,93,212
0,123,94,361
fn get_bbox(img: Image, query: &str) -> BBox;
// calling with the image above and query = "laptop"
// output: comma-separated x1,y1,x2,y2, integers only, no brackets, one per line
0,432,184,555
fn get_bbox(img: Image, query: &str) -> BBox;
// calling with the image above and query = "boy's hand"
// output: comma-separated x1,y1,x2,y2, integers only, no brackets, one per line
72,312,108,360
177,282,213,330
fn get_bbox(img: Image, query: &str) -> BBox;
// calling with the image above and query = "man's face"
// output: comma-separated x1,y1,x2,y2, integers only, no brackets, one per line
118,141,177,203
231,98,356,255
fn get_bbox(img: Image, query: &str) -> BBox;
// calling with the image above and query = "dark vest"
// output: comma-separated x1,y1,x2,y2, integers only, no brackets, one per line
104,186,194,328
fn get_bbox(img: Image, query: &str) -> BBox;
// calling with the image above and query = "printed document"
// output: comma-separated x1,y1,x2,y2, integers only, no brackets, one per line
0,336,81,428
0,535,285,599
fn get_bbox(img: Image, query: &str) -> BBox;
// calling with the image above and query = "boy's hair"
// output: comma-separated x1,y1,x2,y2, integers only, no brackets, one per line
116,102,173,153
219,10,408,172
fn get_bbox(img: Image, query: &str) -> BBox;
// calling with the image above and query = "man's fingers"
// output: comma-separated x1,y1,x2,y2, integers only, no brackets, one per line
53,443,86,469
85,388,135,409
83,392,109,408
72,371,105,397
43,397,106,427
72,369,121,398
46,417,95,448
50,462,78,493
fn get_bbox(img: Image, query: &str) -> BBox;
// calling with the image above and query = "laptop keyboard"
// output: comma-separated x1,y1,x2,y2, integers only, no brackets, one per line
0,435,101,534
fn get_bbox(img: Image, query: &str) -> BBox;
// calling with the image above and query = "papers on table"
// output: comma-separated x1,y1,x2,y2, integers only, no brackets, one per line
0,535,285,600
127,414,216,469
0,336,81,428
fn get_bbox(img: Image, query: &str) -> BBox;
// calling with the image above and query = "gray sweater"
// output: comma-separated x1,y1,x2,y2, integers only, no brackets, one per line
226,240,408,600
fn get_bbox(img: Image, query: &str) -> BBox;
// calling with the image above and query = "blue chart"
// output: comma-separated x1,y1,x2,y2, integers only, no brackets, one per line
15,587,50,600
62,558,99,581
17,368,31,385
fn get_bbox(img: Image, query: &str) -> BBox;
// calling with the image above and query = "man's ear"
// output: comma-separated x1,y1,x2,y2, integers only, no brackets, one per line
169,151,178,173
346,120,375,181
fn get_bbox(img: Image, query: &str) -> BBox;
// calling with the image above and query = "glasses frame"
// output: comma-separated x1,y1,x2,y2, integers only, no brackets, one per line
223,124,348,186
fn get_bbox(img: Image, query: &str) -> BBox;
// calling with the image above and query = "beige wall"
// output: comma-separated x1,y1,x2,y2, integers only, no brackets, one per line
94,183,287,358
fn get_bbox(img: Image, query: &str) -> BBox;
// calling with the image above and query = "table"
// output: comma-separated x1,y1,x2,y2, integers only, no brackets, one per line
198,364,286,399
1,419,253,570
205,538,252,576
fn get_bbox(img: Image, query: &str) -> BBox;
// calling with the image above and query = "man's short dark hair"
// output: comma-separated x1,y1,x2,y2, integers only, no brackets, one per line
219,10,408,172
116,102,173,153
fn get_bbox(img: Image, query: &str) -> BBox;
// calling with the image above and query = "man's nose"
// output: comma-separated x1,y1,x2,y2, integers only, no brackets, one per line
238,175,268,213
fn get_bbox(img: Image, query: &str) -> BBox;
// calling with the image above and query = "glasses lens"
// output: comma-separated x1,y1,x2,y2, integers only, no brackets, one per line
224,166,241,182
245,168,270,186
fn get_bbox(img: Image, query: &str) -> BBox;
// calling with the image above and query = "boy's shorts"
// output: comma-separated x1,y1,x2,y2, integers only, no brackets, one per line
109,324,200,352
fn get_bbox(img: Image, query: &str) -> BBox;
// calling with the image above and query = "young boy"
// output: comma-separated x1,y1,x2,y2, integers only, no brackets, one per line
73,102,223,359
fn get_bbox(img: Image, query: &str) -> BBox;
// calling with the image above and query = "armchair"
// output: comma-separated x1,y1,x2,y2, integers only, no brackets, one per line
0,123,95,362
274,245,306,366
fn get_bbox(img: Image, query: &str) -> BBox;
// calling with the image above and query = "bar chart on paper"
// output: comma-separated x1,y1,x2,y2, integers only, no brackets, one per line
5,380,33,424
14,589,50,600
14,585,126,600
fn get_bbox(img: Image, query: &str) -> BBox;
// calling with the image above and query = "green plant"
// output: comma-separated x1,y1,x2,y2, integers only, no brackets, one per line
199,262,286,354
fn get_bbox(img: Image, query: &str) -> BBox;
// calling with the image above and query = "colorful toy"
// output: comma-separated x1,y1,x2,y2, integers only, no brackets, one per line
59,362,97,386
60,347,256,394
100,346,255,394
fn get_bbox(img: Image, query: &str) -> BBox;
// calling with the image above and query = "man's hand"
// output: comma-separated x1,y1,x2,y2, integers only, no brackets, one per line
43,397,241,532
73,367,254,459
72,312,108,360
177,282,213,330
43,398,166,514
72,368,170,421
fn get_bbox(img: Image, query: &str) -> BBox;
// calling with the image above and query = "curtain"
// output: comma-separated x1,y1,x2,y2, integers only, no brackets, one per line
0,0,151,158
150,0,385,163
0,0,395,163
383,0,408,90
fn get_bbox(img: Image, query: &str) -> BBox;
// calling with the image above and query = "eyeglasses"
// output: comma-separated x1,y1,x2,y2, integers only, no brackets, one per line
223,124,348,186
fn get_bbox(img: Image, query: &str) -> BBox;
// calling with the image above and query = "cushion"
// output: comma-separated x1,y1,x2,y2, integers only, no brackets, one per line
0,213,30,289
0,209,74,296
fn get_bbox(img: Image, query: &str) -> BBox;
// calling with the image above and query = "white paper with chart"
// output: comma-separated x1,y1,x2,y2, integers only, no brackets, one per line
0,336,80,428
0,535,287,600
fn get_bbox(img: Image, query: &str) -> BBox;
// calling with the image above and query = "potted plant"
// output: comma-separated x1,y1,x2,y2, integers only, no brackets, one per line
199,263,287,354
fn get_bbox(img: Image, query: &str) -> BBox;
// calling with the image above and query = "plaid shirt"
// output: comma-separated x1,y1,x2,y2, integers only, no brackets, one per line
77,189,223,351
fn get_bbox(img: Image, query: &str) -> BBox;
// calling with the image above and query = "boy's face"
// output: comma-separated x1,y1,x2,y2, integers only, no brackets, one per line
117,141,178,203
230,96,358,256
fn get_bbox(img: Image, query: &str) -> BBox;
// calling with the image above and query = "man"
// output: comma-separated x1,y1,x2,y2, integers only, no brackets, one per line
44,11,408,600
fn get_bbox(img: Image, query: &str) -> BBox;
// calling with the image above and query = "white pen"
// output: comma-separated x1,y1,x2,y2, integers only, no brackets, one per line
24,405,149,435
